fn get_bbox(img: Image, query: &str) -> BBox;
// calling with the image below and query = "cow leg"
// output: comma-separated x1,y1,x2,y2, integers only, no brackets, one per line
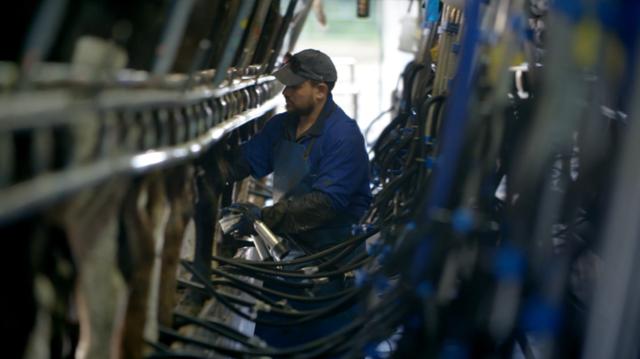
158,166,194,327
51,180,129,359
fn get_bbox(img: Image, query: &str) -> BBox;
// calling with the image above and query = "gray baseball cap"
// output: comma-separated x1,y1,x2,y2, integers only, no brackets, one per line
273,49,338,86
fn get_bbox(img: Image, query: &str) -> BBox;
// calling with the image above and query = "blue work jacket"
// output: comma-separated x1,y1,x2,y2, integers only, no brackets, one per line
241,95,372,221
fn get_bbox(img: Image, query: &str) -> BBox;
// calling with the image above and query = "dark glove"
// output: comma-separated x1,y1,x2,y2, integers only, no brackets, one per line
261,191,336,234
220,202,262,237
230,202,262,221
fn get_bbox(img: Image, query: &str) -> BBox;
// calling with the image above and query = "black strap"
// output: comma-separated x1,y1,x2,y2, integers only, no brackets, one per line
303,137,317,160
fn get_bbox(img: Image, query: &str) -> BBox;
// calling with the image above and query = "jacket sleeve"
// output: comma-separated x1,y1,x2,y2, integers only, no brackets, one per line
217,148,252,184
240,115,285,178
311,128,369,212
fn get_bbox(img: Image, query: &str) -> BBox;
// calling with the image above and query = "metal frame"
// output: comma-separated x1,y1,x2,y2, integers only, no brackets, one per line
0,96,282,224
0,74,275,131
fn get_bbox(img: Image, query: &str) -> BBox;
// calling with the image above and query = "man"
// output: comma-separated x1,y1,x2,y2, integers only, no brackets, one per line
221,49,371,252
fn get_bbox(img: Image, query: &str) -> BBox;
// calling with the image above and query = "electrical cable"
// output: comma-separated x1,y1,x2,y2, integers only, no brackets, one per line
364,107,394,147
210,253,373,279
147,352,212,359
212,289,356,318
144,339,171,354
182,260,365,327
158,327,270,357
179,278,286,309
220,266,317,289
173,311,261,349
209,272,358,303
151,308,373,358
315,242,361,270
229,229,376,267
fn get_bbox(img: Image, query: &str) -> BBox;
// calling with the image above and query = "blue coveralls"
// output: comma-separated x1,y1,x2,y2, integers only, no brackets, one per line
240,95,372,347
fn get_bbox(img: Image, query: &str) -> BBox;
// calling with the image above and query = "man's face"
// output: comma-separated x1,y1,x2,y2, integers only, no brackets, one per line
282,80,323,116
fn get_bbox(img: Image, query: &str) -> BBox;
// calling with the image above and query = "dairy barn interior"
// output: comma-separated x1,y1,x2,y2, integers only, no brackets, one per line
2,0,639,358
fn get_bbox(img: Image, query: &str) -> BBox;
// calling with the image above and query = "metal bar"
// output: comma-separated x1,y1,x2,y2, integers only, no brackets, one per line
152,0,197,76
19,0,69,85
211,0,257,87
0,76,275,131
253,220,290,260
0,96,282,225
282,0,313,54
266,0,300,73
237,0,273,69
249,235,271,261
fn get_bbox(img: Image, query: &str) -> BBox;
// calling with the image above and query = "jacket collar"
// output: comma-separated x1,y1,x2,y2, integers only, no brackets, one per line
284,95,336,141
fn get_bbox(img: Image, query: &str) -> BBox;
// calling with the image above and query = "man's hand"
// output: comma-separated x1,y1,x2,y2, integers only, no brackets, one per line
219,202,262,237
227,202,262,221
